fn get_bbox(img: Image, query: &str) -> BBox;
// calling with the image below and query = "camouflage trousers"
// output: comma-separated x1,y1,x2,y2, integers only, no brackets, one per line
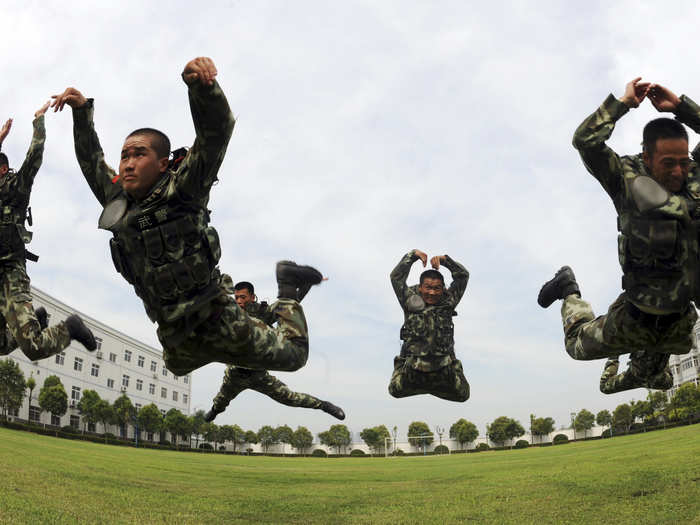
599,352,673,394
157,294,308,376
211,365,323,413
561,293,696,361
388,356,470,402
0,261,70,360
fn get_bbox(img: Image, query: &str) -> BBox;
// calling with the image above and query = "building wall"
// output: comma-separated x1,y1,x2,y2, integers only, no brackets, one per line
4,286,192,435
666,321,700,399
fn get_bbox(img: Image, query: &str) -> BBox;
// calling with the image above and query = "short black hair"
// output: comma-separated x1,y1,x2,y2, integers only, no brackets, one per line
0,153,8,168
126,128,171,159
234,281,254,295
419,270,444,286
643,118,688,158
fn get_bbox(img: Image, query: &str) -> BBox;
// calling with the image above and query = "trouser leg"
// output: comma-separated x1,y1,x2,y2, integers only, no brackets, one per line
0,264,70,361
255,372,323,410
210,366,248,412
431,359,470,402
388,357,420,398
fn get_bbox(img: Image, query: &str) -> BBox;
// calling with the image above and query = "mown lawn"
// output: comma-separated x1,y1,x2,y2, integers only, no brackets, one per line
1,424,698,524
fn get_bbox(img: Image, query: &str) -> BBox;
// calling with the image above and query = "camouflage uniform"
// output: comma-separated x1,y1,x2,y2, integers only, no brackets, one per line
599,352,673,394
0,116,71,360
71,77,309,376
566,93,700,389
209,291,326,415
388,251,470,402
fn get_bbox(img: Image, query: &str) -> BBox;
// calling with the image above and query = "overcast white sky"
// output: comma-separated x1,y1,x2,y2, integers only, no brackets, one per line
2,0,698,441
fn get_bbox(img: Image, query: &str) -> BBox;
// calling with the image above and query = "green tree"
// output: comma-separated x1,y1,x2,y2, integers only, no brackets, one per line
449,418,479,449
95,399,115,436
647,390,669,427
113,394,135,438
202,422,221,450
257,425,279,453
487,416,525,447
244,430,259,447
77,389,101,431
630,399,652,430
164,408,190,448
668,383,700,423
275,425,294,454
407,421,433,449
290,426,313,455
38,376,68,423
360,425,391,454
26,374,36,407
318,424,352,454
596,410,612,436
220,424,246,452
530,416,555,443
574,409,595,438
137,403,163,440
0,359,26,417
189,409,206,448
613,403,633,434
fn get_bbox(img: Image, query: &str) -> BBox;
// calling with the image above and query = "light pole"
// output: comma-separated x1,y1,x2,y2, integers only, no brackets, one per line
435,425,444,452
570,412,576,441
392,425,398,452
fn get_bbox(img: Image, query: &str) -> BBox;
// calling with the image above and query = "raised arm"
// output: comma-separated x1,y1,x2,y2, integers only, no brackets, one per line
15,102,51,191
431,255,469,307
52,87,121,206
175,57,236,200
572,78,649,201
0,118,11,149
647,83,700,135
391,250,425,305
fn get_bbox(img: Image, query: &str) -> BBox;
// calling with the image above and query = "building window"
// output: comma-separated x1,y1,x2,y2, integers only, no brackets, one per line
184,375,189,384
160,409,166,416
70,415,80,429
51,414,61,426
107,378,115,388
91,363,100,377
135,403,142,411
174,375,179,382
71,386,81,402
55,352,65,366
162,367,167,377
122,375,130,388
150,361,157,372
138,355,145,368
136,379,143,391
29,406,41,423
149,383,155,395
9,407,19,417
124,349,132,363
94,337,103,350
161,387,167,399
88,422,96,432
109,353,117,363
172,391,178,402
183,394,188,404
147,432,154,441
74,357,83,372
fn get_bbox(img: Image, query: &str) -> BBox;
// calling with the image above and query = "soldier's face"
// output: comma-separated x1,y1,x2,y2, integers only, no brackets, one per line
119,135,168,200
0,165,7,177
644,138,690,193
418,278,444,305
234,289,254,309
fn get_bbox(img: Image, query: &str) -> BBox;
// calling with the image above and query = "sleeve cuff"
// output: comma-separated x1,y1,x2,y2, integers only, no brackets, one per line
604,94,630,121
674,94,700,123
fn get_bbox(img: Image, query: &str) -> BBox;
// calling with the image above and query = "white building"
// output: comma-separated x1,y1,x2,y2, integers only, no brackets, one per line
4,286,192,438
667,320,700,398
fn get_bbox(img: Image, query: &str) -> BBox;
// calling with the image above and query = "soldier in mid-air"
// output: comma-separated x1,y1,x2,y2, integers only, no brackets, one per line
0,105,96,361
204,278,344,422
388,249,470,402
538,78,700,393
52,57,323,377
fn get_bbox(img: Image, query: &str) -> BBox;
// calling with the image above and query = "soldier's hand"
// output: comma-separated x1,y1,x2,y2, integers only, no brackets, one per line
430,255,446,270
51,87,88,112
620,77,650,108
34,101,50,118
0,118,11,143
648,84,681,113
413,249,427,267
183,57,218,86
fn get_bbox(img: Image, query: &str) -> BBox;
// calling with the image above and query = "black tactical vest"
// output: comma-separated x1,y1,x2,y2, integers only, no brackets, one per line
0,172,33,263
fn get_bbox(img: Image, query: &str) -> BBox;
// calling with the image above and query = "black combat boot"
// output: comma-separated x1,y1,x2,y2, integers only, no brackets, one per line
320,401,345,420
276,260,323,301
204,406,223,423
65,315,97,351
35,307,48,330
537,266,580,308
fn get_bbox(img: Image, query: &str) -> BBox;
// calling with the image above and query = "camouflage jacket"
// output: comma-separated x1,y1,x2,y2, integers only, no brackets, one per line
390,251,469,371
72,79,235,325
573,94,700,313
0,116,44,263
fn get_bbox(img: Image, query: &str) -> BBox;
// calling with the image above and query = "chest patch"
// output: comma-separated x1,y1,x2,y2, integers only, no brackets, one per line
631,176,669,213
406,294,425,312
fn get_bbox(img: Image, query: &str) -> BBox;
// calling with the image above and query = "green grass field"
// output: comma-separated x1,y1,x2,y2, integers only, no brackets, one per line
1,425,699,524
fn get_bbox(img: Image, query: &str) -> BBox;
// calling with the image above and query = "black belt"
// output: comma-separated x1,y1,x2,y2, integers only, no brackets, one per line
626,302,684,330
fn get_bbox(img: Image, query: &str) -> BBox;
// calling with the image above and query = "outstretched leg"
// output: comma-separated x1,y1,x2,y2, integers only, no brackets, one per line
254,371,345,419
599,352,673,394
